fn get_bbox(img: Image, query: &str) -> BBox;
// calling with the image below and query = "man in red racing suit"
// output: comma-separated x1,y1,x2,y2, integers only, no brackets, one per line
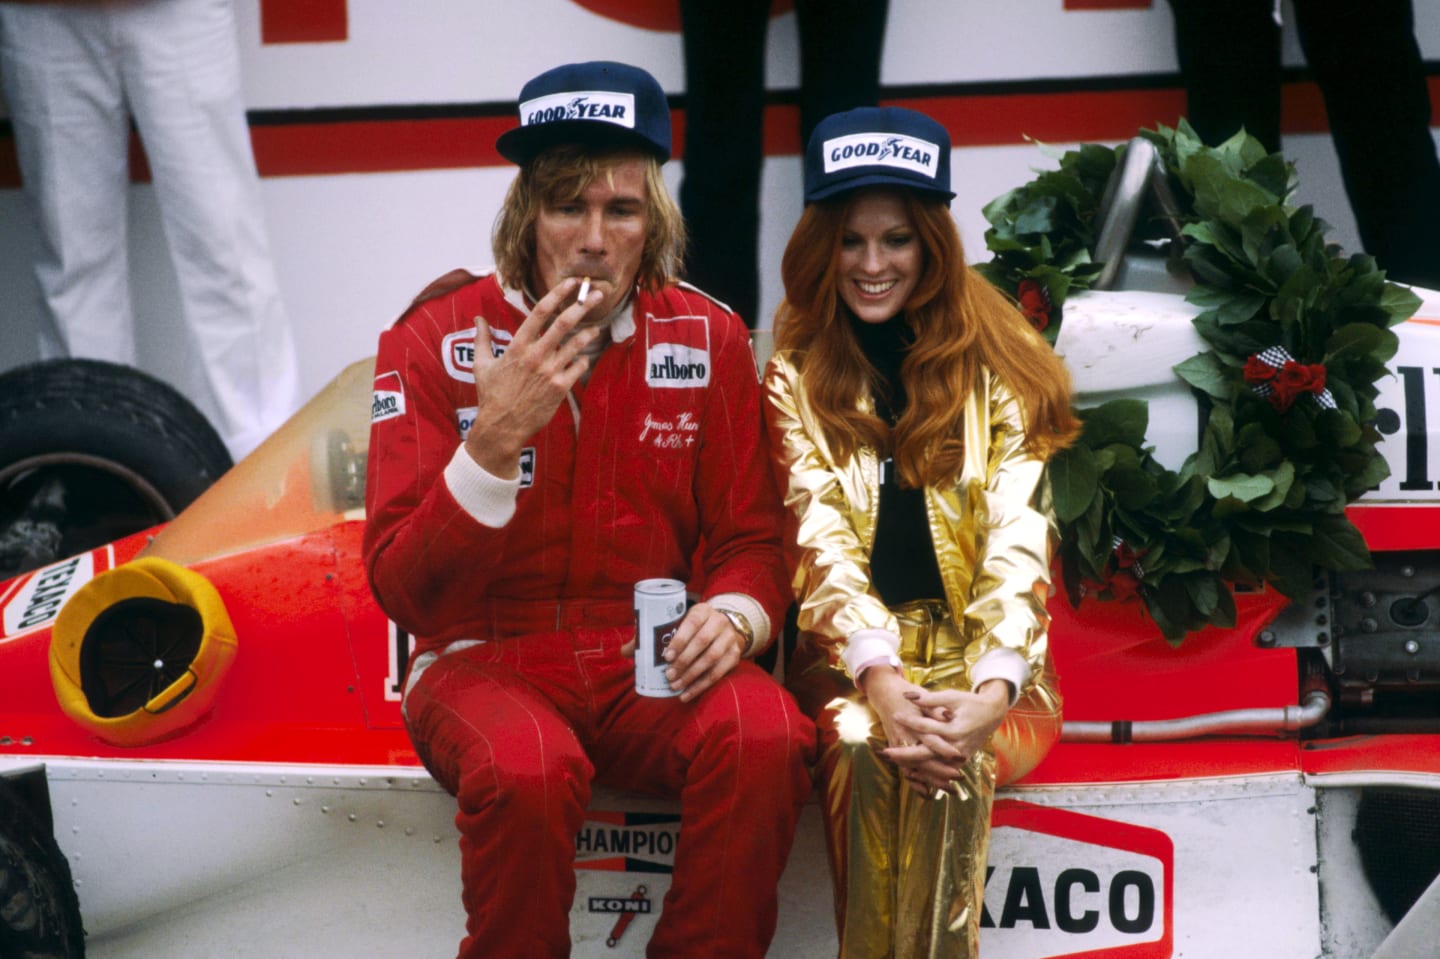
362,60,813,959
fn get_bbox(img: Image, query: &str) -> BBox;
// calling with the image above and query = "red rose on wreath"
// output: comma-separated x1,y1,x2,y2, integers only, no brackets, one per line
1017,278,1051,332
1106,569,1142,601
1269,360,1327,412
1243,354,1277,386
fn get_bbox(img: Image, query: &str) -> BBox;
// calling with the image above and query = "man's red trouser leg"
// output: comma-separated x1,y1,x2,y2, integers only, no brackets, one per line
405,643,594,959
405,627,815,959
593,661,816,958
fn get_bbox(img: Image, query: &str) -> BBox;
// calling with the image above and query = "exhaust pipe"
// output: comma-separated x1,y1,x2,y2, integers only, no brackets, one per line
1060,688,1333,743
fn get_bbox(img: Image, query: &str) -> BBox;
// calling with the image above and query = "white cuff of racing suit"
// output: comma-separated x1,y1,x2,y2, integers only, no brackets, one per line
969,647,1031,706
843,628,902,682
444,444,521,528
707,592,770,657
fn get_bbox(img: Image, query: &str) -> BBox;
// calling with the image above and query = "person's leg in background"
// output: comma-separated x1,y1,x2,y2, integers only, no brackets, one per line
1295,0,1440,288
0,4,135,363
677,0,772,328
794,0,889,147
118,0,300,459
1166,0,1283,151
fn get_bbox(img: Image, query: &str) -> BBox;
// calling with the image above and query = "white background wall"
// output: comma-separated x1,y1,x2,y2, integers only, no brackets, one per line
1,0,1437,435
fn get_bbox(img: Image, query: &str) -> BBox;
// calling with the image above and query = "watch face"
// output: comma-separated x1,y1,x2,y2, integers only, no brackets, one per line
719,610,754,653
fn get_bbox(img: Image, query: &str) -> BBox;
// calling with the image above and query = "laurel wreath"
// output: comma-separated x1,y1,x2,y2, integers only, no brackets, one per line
978,122,1421,642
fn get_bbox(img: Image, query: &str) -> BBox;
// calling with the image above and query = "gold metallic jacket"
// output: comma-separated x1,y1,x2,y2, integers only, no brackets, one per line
763,350,1054,691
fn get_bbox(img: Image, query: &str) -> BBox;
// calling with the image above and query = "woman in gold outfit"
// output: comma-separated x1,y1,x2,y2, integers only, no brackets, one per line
763,106,1080,958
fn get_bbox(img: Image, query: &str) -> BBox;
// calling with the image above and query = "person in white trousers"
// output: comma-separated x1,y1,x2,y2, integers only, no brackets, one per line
0,0,299,459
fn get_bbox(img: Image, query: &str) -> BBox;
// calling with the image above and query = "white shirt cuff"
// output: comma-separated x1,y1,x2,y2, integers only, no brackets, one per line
969,647,1032,706
444,445,521,527
842,629,902,679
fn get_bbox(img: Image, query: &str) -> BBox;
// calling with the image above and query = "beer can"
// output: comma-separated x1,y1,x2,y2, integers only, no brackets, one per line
634,578,686,698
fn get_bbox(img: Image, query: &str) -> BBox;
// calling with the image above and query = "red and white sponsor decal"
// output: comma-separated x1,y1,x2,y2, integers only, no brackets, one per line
574,810,679,875
0,548,111,642
981,800,1173,959
371,370,406,423
443,327,514,383
645,313,711,389
442,328,477,382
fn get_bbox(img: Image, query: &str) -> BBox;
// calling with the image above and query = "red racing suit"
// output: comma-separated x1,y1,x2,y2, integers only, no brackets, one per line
363,273,813,959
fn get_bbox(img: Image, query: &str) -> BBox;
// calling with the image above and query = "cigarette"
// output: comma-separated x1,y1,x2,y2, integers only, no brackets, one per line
578,276,591,302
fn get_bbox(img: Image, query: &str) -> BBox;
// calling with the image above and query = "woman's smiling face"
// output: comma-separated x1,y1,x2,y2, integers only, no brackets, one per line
836,188,922,325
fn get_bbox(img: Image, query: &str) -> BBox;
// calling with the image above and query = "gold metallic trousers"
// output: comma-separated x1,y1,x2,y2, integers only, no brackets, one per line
787,600,1063,959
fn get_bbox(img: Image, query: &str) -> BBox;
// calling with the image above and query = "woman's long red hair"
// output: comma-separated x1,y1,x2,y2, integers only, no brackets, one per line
773,187,1080,489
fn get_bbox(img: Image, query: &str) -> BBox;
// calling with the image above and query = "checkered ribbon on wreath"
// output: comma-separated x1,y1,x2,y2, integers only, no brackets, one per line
1112,535,1145,577
1250,346,1338,410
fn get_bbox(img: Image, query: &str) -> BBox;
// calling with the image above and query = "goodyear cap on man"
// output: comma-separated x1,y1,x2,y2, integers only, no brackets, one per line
803,106,955,203
495,60,671,165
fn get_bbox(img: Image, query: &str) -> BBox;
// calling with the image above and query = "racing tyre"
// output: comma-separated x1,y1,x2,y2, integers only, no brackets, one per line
0,782,84,958
0,360,233,581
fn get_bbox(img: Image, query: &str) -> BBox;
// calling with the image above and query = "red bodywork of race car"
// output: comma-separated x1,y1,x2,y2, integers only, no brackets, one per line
3,291,1440,958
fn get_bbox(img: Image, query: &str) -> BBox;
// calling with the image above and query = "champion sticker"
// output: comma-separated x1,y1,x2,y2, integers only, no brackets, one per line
575,811,680,875
372,370,406,423
520,90,636,130
823,132,940,180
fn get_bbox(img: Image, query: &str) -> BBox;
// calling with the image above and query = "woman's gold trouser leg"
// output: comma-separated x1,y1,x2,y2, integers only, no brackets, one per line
787,626,1062,958
794,665,995,959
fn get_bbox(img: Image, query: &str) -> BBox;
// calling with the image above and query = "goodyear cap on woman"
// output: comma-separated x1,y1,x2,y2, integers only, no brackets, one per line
803,106,955,203
496,60,672,164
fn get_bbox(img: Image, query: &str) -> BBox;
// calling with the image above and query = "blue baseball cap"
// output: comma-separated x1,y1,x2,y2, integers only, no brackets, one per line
495,61,672,164
803,106,955,203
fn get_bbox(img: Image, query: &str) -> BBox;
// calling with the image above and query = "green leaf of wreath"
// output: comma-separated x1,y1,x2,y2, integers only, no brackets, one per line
1049,445,1099,524
981,120,1419,641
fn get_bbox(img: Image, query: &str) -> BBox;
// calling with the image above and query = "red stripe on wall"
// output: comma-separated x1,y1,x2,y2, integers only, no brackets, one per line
259,0,348,44
1065,0,1153,9
890,88,1188,147
1,77,1436,186
251,117,511,176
